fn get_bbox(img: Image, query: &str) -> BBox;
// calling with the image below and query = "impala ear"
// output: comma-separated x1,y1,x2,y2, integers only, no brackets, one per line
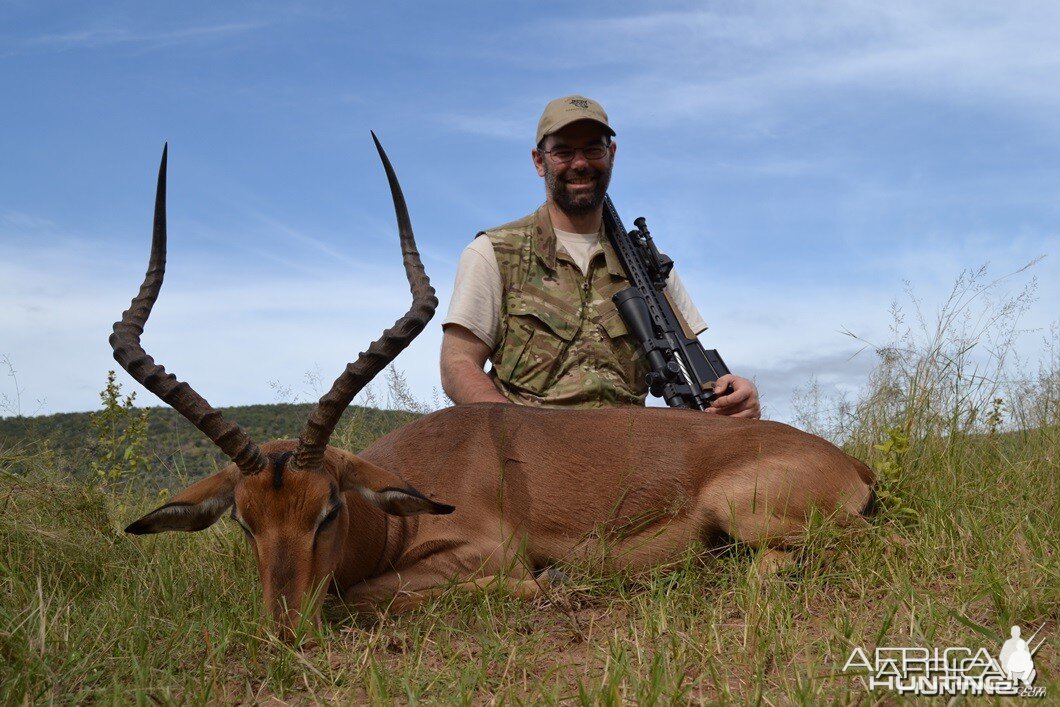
125,468,239,534
339,457,455,516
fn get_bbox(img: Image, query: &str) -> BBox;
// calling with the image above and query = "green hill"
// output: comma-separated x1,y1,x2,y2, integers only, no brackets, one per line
0,402,420,487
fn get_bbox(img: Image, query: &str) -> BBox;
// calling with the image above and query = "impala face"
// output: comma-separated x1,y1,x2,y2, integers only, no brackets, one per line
125,440,454,637
231,455,348,631
124,451,351,635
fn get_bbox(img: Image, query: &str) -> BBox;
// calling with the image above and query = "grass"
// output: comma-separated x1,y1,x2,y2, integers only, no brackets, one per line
2,421,1056,703
2,268,1057,704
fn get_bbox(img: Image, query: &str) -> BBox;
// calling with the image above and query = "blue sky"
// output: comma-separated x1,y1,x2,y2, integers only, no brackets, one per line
2,0,1058,422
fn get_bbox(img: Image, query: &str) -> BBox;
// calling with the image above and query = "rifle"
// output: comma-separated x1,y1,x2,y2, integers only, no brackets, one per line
602,194,732,410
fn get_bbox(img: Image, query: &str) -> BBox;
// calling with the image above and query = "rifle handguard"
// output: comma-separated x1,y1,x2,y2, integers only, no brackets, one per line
604,195,734,410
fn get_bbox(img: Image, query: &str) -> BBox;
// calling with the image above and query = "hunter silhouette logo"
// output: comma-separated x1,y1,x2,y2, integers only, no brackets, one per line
1000,625,1041,686
569,98,590,109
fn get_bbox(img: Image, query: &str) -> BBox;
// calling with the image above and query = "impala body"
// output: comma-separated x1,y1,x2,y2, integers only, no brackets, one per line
118,139,875,634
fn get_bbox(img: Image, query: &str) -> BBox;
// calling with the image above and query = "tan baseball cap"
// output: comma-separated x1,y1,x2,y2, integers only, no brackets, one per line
536,95,616,145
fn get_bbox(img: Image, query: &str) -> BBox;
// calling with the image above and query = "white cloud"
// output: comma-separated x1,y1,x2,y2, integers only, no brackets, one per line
439,113,528,142
11,21,267,54
444,1,1060,138
676,240,1056,423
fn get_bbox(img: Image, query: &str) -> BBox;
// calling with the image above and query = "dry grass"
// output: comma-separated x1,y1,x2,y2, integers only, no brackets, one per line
2,435,1055,704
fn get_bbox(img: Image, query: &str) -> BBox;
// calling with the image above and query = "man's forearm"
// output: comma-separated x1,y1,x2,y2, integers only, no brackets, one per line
441,359,510,405
443,363,510,404
440,325,512,405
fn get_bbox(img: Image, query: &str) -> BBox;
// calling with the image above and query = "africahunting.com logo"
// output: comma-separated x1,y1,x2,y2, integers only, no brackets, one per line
842,624,1047,698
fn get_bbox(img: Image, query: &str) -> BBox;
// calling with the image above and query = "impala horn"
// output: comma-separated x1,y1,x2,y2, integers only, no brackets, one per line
292,133,437,471
110,144,268,475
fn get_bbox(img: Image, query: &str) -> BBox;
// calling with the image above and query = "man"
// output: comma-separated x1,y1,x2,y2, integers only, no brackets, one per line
441,94,760,418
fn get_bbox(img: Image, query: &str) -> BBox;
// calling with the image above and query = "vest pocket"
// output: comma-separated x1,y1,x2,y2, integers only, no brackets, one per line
494,298,578,395
596,306,631,339
594,303,650,396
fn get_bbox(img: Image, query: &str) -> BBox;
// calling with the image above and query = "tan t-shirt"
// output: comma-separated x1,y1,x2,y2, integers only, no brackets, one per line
443,229,708,350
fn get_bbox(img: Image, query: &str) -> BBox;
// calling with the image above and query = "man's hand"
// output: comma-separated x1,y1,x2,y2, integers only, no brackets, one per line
706,374,760,419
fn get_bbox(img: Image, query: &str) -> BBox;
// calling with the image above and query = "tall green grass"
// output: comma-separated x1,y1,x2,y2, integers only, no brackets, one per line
2,269,1057,704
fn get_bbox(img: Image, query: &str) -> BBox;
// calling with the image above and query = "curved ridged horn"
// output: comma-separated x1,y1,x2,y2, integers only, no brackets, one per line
110,145,267,475
292,133,438,471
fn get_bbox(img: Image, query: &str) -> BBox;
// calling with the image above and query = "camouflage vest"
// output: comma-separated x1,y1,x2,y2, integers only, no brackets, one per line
482,204,649,407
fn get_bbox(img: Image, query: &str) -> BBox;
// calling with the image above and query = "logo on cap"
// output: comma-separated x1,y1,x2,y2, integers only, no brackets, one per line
569,99,590,109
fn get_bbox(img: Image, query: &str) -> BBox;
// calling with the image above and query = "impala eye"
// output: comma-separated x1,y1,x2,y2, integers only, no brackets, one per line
318,504,340,531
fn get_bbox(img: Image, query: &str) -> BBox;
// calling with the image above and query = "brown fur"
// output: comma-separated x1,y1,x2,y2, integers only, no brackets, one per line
353,405,874,584
130,403,874,630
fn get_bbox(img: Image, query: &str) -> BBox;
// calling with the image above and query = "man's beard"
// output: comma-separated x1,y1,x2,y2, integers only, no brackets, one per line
543,158,612,216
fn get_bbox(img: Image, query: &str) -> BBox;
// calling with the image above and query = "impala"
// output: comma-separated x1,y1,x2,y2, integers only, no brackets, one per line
117,137,876,634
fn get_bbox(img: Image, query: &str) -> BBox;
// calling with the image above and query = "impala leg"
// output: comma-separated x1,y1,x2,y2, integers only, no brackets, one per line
342,540,533,614
344,570,543,614
455,573,552,599
699,467,872,579
343,566,470,613
387,574,550,613
754,548,795,578
700,472,849,551
601,523,696,573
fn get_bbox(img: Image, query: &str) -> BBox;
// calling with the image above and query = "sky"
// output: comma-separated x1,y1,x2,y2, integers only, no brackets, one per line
2,0,1058,423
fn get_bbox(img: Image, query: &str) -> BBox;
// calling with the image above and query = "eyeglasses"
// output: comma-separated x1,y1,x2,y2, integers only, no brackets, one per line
539,144,610,163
